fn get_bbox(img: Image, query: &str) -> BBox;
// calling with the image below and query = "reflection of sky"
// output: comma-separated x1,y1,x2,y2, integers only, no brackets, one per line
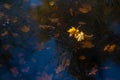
30,0,42,6
103,59,120,80
0,1,75,80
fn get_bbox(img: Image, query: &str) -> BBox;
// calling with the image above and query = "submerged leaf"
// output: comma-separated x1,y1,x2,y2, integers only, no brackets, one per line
104,44,116,53
78,3,92,14
3,3,11,9
81,41,94,48
21,25,30,32
79,55,86,60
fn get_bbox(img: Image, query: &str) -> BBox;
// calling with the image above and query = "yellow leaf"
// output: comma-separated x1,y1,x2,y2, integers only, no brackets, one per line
67,27,79,37
75,32,85,41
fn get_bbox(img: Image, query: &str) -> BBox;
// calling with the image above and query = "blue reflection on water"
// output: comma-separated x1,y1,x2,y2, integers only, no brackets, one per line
103,59,120,80
1,0,120,80
30,0,42,6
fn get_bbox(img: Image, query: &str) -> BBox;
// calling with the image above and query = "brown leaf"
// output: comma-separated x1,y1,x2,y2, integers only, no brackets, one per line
69,8,74,16
104,44,116,53
3,3,11,9
0,12,4,18
1,31,8,37
78,3,92,14
21,25,30,32
78,21,86,25
79,55,86,60
81,41,94,48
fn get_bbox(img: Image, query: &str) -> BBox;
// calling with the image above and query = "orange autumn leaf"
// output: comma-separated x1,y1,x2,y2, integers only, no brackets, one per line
104,44,116,53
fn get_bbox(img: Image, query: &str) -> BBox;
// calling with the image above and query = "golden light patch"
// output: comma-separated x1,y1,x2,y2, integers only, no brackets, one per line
49,1,55,6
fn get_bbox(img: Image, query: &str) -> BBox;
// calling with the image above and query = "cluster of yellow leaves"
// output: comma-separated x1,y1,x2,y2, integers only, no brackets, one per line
67,26,85,41
104,44,116,53
67,26,93,42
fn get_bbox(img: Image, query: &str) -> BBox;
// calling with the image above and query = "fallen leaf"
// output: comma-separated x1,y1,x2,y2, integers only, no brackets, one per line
67,26,79,37
12,17,18,23
49,18,59,23
78,21,86,25
78,3,92,14
69,8,74,16
88,65,98,76
104,44,116,53
0,12,4,18
81,41,94,48
1,31,8,37
3,3,11,9
21,25,30,32
79,55,86,60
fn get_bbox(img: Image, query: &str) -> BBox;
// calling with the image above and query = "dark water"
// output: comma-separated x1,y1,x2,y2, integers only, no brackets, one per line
0,0,120,80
